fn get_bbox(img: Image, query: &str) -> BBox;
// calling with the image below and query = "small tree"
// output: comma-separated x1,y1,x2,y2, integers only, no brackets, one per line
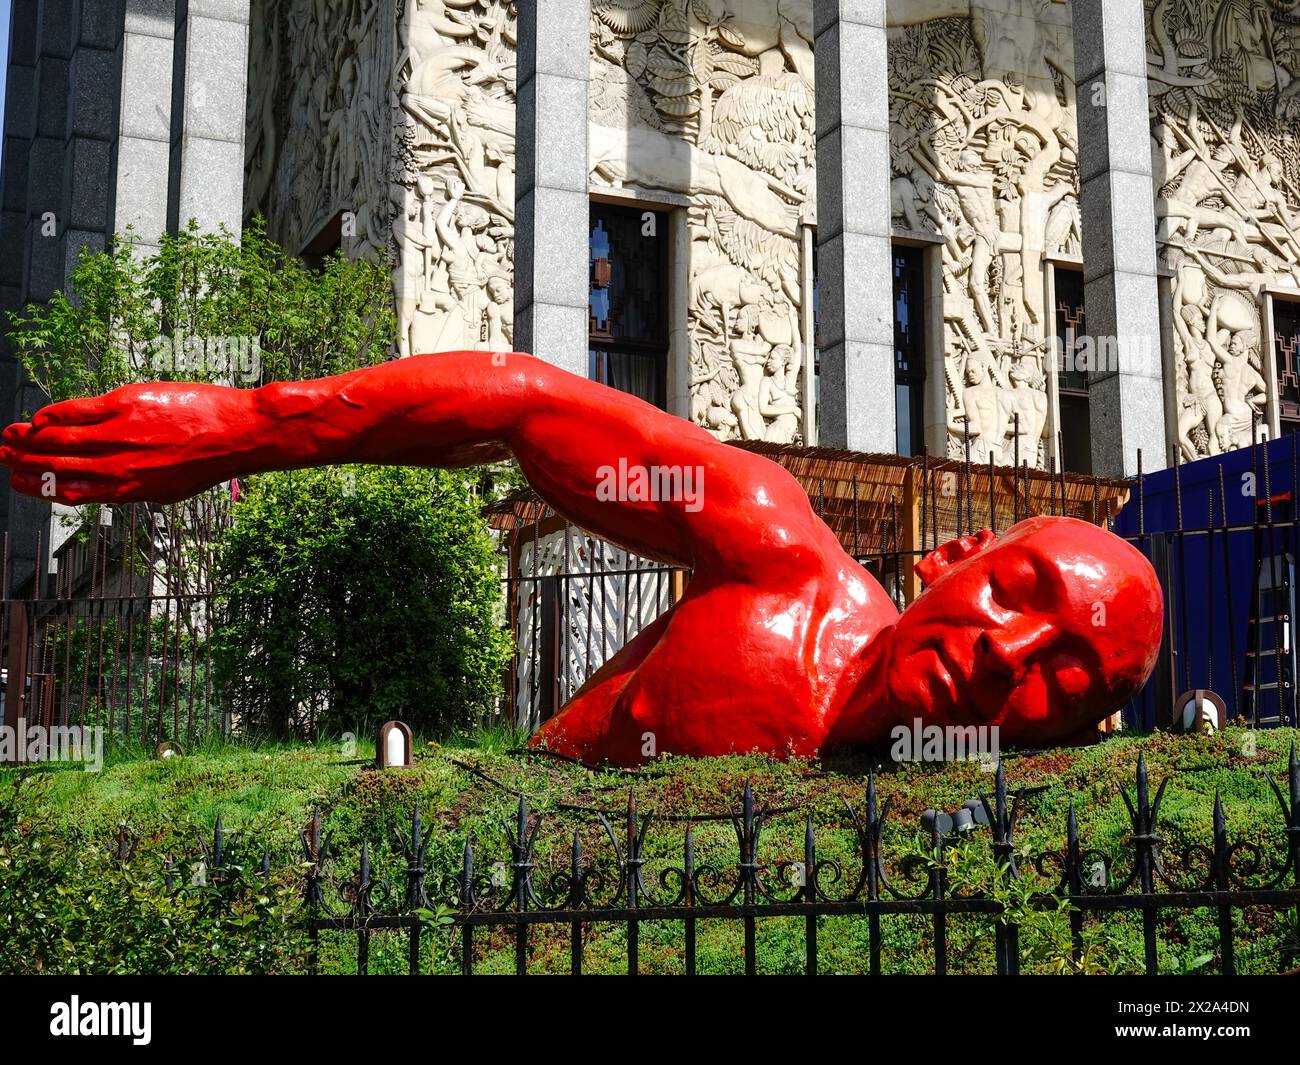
8,217,397,403
5,222,517,747
5,217,400,609
211,465,512,741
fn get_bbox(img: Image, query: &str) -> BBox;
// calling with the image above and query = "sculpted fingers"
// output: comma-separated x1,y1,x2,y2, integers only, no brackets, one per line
3,392,129,459
6,469,130,505
0,446,118,483
30,394,119,429
4,422,135,455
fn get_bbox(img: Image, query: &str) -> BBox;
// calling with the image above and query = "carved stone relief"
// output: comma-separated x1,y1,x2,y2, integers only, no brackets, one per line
247,2,813,438
245,0,397,262
590,0,815,444
888,1,1078,468
245,1,515,361
392,0,517,360
244,0,280,221
257,1,1300,469
1146,0,1300,459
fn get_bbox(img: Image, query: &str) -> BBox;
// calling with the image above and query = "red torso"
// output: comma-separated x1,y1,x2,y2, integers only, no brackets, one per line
532,546,898,765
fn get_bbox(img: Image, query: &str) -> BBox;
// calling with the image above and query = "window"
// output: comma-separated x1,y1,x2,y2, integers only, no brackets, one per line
1053,266,1092,474
1274,297,1300,434
301,212,344,273
893,246,926,456
589,204,668,408
811,238,820,431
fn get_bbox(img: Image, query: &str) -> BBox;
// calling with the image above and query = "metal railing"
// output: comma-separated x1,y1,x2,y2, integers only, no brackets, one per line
0,502,227,750
94,751,1300,975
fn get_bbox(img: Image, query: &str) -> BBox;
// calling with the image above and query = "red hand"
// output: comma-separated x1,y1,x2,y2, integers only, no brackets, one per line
2,383,258,504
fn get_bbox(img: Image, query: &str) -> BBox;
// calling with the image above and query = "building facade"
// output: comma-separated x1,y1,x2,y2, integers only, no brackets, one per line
5,0,1300,584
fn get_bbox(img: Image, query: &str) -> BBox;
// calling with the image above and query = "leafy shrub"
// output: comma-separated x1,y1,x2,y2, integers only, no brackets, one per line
0,779,306,975
6,219,404,746
211,465,512,741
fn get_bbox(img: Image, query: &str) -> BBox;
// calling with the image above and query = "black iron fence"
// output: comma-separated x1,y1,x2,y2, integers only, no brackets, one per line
99,751,1300,975
0,501,228,750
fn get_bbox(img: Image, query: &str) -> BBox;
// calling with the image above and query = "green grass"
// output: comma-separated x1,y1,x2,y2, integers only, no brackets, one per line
1,737,364,851
4,726,1299,974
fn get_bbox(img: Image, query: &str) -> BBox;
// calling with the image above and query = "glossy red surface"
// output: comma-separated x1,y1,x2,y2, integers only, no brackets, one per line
0,351,1162,765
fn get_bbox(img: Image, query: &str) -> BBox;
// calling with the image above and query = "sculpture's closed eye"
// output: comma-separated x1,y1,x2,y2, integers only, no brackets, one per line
989,556,1040,612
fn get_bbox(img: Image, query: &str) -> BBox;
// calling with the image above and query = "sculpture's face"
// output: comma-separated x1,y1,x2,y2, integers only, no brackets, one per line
883,517,1162,744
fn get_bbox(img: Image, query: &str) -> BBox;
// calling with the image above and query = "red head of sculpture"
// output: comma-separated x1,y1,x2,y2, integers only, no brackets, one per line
868,515,1163,747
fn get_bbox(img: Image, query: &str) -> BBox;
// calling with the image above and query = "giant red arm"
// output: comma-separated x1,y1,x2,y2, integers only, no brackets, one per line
0,351,848,579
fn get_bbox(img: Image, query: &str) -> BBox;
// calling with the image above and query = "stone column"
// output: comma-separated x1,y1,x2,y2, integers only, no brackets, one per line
24,0,75,304
1072,0,1167,477
2,0,119,588
117,0,179,252
814,0,896,453
0,0,44,588
1,0,40,314
168,0,251,236
512,0,590,378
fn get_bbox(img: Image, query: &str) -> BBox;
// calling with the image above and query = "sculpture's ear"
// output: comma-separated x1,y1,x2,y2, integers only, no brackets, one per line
914,529,997,589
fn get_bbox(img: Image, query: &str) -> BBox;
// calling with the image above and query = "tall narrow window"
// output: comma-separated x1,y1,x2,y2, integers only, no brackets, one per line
811,238,820,433
589,204,668,408
1274,297,1300,435
893,246,926,456
1054,266,1092,474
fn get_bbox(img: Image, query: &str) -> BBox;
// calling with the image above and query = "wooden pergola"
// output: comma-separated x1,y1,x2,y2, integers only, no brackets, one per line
485,441,1133,602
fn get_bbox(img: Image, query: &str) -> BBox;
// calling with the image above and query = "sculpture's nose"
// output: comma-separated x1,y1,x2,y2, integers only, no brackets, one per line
976,618,1056,680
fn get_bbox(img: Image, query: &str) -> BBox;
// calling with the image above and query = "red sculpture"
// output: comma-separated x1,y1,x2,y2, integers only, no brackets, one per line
0,352,1162,765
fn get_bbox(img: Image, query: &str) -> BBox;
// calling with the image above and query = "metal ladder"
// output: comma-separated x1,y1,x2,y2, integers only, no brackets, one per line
1244,550,1297,727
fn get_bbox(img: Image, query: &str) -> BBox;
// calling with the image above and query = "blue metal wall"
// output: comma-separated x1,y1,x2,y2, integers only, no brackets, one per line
1113,436,1300,731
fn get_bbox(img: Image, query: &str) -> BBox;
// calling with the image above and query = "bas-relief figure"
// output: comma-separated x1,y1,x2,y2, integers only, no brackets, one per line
245,0,396,261
317,0,816,440
393,0,517,361
590,0,815,445
389,0,817,426
245,0,517,361
1146,0,1300,460
887,0,1079,468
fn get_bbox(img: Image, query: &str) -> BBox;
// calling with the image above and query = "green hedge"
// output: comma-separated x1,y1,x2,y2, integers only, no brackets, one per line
211,465,513,741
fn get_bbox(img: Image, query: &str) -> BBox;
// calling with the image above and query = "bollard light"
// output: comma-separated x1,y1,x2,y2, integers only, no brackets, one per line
920,808,953,836
375,720,413,769
951,806,976,834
